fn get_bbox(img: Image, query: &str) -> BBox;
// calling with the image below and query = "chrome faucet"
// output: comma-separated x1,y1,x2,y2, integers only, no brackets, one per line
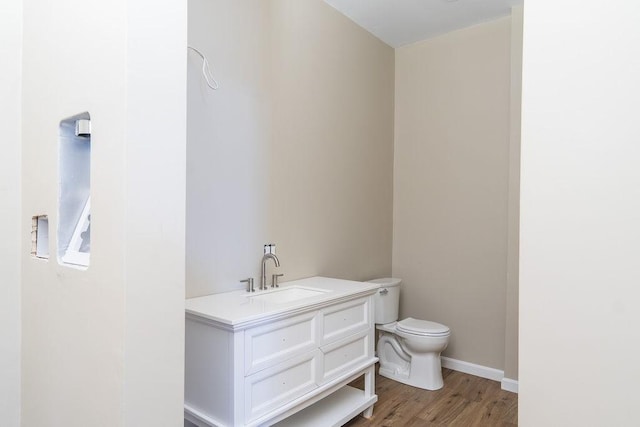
260,253,280,290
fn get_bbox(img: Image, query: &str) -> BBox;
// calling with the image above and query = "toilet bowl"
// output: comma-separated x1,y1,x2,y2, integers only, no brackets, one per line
368,278,450,391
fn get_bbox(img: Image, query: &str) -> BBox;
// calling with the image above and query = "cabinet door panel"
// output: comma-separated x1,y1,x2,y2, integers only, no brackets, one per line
319,330,370,383
320,297,369,345
244,350,320,422
245,311,317,375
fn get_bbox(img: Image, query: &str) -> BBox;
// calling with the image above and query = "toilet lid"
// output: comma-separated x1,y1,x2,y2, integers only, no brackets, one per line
397,317,450,337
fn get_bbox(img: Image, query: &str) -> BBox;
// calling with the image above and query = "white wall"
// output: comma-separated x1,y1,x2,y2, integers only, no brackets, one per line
21,0,128,421
20,0,186,424
520,1,640,424
0,0,22,425
393,18,511,370
187,0,394,297
123,0,187,425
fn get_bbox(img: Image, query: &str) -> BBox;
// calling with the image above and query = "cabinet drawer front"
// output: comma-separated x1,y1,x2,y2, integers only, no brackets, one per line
245,350,320,422
245,311,318,375
319,330,371,383
320,297,370,345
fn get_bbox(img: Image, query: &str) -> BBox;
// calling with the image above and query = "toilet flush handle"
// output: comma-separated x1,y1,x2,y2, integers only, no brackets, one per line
380,288,389,296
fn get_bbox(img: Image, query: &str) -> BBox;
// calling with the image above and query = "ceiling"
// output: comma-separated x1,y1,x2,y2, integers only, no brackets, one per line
324,0,523,48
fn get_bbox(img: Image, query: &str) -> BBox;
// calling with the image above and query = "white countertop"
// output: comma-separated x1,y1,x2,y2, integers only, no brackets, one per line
185,276,379,329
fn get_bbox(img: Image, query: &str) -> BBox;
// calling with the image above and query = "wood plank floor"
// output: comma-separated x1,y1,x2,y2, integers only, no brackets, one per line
344,368,517,427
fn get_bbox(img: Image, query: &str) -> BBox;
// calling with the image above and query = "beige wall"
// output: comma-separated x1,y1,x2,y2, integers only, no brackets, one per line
268,0,394,282
0,0,22,424
520,1,640,424
504,5,522,382
393,18,511,370
187,0,272,296
187,0,394,297
20,0,186,424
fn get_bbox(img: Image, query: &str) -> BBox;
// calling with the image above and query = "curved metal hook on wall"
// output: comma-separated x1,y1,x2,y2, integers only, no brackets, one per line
188,46,220,90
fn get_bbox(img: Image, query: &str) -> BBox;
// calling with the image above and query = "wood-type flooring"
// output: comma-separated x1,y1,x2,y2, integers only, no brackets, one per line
344,368,517,427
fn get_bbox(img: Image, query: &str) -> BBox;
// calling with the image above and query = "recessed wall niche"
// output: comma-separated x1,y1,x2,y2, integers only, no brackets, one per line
58,112,91,269
31,215,50,259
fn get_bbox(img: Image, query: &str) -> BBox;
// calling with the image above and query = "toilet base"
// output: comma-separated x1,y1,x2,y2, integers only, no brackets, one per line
378,353,444,391
379,352,444,391
377,330,446,391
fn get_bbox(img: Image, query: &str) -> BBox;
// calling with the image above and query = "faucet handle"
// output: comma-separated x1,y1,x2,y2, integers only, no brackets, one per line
241,278,255,292
271,273,284,288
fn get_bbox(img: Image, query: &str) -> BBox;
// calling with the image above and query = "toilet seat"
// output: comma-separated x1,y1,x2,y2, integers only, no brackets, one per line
396,317,450,337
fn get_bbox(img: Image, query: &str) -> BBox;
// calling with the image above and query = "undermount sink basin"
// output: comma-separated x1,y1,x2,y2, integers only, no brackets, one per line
248,286,328,304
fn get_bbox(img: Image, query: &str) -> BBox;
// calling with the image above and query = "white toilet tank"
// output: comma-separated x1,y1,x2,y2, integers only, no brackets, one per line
367,278,402,324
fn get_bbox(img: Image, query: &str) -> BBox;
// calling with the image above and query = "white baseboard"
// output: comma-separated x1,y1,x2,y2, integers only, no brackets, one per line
501,377,519,394
441,356,518,394
441,356,504,382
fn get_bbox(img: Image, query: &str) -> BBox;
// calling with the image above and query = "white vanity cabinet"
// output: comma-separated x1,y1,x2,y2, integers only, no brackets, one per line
184,277,379,427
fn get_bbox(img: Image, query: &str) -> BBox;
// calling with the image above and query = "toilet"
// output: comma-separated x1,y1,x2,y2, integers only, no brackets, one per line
368,278,450,391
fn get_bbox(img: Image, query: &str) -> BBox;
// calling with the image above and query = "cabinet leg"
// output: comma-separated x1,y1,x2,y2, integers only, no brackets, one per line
362,365,375,419
363,405,374,419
